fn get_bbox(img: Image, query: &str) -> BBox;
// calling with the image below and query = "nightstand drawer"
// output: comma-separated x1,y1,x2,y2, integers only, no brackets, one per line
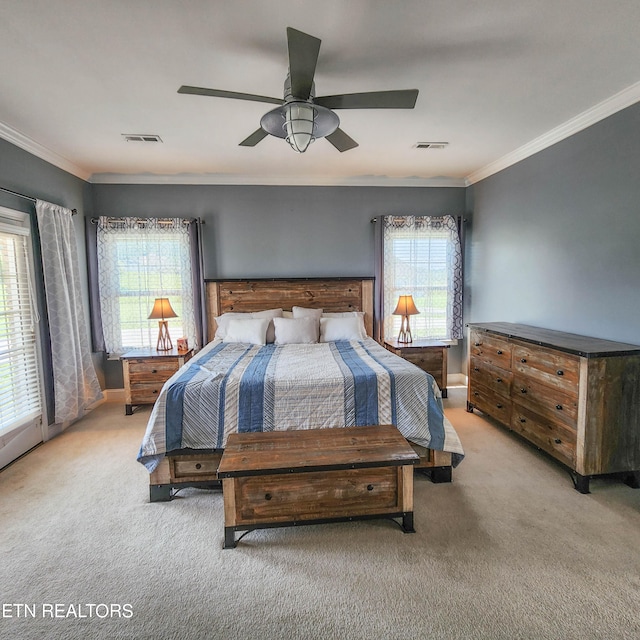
129,383,165,404
127,359,181,377
121,347,193,415
383,339,448,396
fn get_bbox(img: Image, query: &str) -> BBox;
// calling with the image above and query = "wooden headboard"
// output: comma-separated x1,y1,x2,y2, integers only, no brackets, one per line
206,277,375,340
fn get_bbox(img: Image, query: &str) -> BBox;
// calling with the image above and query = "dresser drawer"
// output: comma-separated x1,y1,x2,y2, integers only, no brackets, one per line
511,404,576,468
469,356,512,398
512,344,579,396
469,330,512,369
512,375,578,428
468,382,512,425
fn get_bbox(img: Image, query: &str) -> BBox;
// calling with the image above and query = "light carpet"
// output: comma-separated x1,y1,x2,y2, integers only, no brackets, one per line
1,387,639,640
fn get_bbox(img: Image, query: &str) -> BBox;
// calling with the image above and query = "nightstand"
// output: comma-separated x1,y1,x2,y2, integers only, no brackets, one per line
384,339,449,398
121,347,194,415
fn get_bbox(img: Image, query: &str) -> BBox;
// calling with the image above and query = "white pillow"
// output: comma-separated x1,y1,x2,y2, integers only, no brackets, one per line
292,306,323,321
251,308,283,344
319,316,366,342
273,317,319,345
214,313,245,340
321,312,367,338
222,318,270,345
215,308,283,343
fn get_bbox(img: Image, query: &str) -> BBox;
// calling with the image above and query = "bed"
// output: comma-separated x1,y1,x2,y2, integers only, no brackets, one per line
138,277,464,501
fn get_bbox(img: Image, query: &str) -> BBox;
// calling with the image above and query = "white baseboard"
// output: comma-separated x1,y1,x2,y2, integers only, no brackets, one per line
447,373,468,387
104,388,125,403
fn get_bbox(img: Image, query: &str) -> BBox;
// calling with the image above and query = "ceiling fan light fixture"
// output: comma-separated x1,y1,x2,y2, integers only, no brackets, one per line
260,101,340,153
284,102,316,153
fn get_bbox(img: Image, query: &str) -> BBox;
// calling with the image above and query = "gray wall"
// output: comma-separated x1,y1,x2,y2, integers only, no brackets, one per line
467,102,640,373
91,184,465,278
91,184,467,387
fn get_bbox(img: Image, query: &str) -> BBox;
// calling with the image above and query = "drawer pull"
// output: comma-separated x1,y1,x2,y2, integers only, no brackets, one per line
474,342,481,347
556,404,563,411
474,391,479,397
520,388,527,394
496,403,503,409
556,370,564,376
195,463,202,470
496,378,502,383
153,389,158,394
497,350,503,355
151,369,157,374
367,484,374,491
264,493,272,501
473,367,479,372
519,418,526,423
520,358,527,363
554,438,562,444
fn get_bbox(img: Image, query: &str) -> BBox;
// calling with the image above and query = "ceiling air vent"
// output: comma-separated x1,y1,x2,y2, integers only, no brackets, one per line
122,134,163,143
415,142,448,150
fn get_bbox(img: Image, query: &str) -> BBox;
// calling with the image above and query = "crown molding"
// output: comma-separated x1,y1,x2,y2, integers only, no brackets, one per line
465,81,640,185
0,122,91,181
88,172,467,188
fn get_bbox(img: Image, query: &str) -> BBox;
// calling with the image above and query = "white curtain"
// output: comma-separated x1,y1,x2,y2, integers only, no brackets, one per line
35,201,103,424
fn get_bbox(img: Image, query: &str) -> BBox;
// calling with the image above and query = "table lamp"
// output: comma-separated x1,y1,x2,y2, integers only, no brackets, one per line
148,298,178,351
392,295,419,343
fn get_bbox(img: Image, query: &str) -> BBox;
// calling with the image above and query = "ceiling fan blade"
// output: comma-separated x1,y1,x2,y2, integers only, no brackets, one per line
178,85,283,106
286,27,321,100
315,89,419,110
239,129,269,147
325,128,359,152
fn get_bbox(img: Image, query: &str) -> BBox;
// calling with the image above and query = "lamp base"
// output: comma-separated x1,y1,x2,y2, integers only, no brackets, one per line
397,315,413,344
156,320,173,351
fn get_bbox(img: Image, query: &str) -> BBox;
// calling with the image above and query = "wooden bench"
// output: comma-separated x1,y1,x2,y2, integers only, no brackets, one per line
217,425,420,548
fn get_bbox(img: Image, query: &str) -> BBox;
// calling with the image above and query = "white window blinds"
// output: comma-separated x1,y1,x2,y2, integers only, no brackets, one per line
0,221,42,434
382,215,463,341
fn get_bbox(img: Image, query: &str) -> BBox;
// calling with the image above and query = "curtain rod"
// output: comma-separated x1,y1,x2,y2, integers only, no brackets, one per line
91,216,203,225
0,186,77,215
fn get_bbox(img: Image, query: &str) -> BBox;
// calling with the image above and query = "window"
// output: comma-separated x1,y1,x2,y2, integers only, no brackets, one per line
0,207,43,445
96,217,199,355
382,215,462,341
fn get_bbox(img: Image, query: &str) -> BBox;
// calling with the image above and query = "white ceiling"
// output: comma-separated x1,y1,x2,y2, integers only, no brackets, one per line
1,1,639,186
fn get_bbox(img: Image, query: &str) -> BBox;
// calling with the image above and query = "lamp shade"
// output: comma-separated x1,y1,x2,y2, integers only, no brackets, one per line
392,295,419,316
148,298,178,320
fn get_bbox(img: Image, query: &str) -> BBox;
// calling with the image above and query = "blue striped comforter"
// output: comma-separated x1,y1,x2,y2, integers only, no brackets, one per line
137,338,464,472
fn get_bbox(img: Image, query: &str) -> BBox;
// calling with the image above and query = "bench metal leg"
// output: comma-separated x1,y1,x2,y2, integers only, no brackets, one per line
224,527,236,549
401,512,415,533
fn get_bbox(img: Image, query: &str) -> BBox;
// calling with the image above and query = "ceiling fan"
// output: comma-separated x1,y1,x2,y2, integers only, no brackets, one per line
178,27,419,153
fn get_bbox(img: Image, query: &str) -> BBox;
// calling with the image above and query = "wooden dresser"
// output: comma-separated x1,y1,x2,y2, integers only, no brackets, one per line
384,339,449,397
467,322,640,493
121,347,193,415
